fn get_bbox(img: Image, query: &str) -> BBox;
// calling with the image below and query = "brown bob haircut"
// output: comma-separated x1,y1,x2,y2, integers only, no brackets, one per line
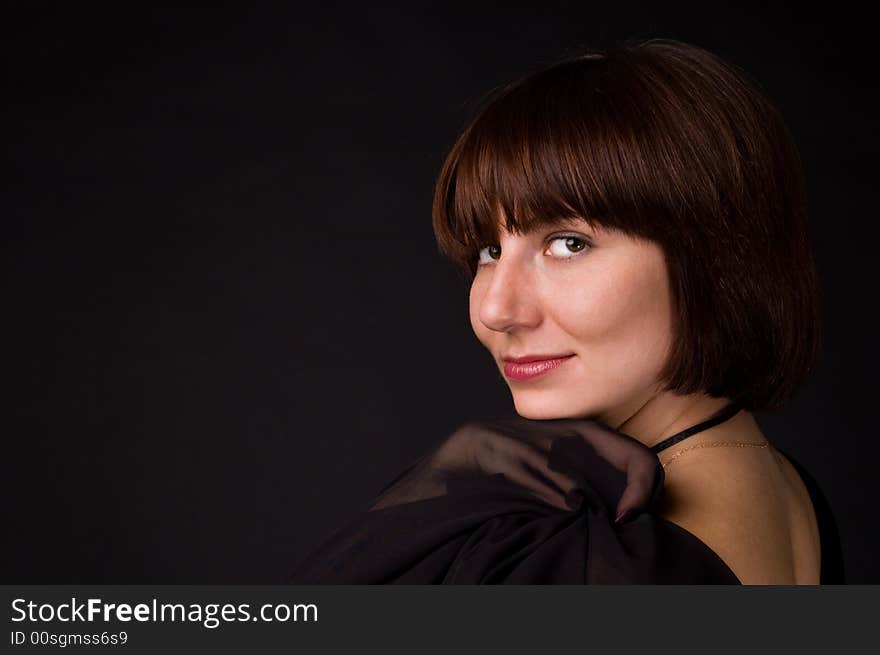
431,38,820,412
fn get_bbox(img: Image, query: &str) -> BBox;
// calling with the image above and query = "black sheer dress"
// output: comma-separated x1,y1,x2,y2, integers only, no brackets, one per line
289,404,845,584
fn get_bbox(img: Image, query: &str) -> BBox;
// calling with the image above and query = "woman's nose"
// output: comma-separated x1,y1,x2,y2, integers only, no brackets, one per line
477,258,541,332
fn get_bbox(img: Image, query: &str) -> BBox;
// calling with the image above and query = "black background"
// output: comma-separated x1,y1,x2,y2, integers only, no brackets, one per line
4,4,877,583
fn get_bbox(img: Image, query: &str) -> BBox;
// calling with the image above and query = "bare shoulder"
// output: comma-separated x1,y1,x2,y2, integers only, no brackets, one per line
654,440,804,584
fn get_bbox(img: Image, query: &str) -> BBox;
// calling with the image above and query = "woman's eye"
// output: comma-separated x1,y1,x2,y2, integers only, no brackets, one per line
475,236,590,267
476,244,501,266
546,235,590,259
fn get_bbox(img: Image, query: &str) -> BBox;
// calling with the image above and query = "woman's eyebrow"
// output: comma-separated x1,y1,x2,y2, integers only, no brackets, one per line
493,216,597,238
536,216,596,232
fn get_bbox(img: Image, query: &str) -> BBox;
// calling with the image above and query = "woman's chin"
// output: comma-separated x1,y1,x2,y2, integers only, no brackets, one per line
510,391,607,422
512,398,580,421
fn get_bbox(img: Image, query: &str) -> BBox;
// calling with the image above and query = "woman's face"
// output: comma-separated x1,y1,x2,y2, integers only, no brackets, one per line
469,216,675,425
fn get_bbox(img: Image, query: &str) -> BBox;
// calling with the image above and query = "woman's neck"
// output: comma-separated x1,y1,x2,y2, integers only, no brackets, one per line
598,390,743,450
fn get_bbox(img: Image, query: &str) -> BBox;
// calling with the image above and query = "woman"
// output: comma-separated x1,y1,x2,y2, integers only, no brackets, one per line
289,38,845,584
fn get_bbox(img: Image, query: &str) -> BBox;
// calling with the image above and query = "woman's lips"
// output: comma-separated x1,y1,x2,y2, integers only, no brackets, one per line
503,355,575,381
